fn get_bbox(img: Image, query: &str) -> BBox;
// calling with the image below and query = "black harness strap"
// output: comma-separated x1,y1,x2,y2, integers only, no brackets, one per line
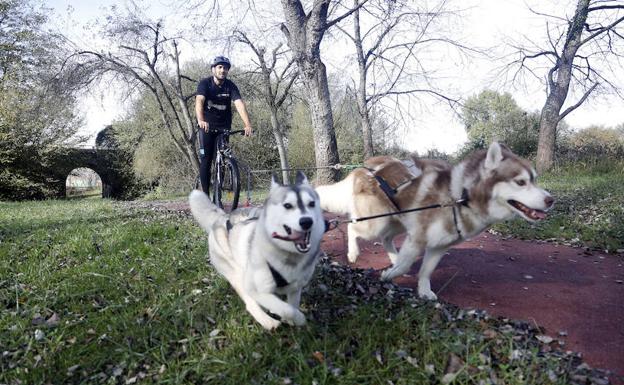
451,189,470,238
366,166,418,212
372,174,402,211
268,263,289,288
452,206,462,238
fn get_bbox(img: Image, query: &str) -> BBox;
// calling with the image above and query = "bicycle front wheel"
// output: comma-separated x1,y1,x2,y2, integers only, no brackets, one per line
213,156,241,212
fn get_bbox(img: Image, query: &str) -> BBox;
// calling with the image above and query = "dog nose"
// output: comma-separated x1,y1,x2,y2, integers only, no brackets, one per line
299,217,313,230
544,195,554,207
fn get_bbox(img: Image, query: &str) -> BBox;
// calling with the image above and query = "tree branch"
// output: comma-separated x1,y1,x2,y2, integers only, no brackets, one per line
325,0,372,29
579,15,624,47
558,82,598,121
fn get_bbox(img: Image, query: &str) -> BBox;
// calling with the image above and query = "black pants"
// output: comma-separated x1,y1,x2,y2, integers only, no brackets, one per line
198,127,229,194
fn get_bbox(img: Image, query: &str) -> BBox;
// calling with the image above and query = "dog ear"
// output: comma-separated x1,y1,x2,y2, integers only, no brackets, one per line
484,141,503,172
295,170,309,185
271,173,282,190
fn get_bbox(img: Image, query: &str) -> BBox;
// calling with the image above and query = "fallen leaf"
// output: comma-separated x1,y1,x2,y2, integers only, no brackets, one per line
483,329,498,339
34,329,45,341
445,353,464,375
374,350,383,365
536,335,554,344
441,373,457,384
312,351,325,363
45,313,60,327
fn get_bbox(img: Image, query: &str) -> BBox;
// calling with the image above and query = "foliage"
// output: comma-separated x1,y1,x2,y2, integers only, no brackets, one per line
460,90,539,158
287,101,316,173
332,86,365,165
229,71,285,188
0,0,85,201
0,198,602,384
94,125,150,200
556,125,624,165
494,161,624,252
112,94,196,195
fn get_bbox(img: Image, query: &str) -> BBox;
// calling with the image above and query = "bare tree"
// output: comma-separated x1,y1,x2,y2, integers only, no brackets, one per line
66,17,201,174
280,0,369,183
234,30,298,183
338,0,466,158
507,0,624,172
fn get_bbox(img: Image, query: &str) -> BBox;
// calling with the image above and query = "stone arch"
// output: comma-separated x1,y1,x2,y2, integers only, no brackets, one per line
66,167,102,197
49,148,127,199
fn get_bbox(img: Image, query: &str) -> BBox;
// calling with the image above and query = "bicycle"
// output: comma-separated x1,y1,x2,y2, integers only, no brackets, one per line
197,128,244,212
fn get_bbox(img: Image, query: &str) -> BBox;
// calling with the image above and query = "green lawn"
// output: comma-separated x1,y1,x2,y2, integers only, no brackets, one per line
0,198,607,384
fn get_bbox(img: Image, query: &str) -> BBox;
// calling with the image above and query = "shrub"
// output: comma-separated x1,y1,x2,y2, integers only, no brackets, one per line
556,125,624,165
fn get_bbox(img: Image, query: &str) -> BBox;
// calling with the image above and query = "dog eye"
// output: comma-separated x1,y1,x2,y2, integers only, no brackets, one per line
283,203,293,209
308,201,315,208
516,180,526,186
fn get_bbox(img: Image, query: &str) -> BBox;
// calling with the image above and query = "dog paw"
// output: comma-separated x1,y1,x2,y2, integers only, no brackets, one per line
380,269,395,281
347,251,359,263
418,288,438,301
257,316,281,330
288,309,306,326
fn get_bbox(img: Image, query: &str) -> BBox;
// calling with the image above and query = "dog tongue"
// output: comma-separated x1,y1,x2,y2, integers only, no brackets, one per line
272,230,304,241
531,210,547,220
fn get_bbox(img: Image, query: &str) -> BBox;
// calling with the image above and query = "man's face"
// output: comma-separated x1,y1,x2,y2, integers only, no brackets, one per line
212,64,229,81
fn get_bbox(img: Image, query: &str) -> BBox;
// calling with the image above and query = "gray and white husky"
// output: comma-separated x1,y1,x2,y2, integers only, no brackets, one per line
316,142,554,301
189,171,325,330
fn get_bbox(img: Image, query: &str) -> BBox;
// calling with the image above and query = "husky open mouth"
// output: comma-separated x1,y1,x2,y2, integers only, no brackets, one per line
272,225,312,253
507,200,547,221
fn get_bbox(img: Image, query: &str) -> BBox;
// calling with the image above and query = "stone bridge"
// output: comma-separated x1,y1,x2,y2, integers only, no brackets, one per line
49,147,129,199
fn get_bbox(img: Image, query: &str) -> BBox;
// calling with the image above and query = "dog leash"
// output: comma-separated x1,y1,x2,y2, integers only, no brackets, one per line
326,189,470,229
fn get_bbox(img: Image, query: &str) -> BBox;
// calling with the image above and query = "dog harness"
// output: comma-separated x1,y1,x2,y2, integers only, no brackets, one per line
224,218,290,288
368,164,470,240
267,263,289,288
373,174,402,210
366,167,415,211
451,189,470,239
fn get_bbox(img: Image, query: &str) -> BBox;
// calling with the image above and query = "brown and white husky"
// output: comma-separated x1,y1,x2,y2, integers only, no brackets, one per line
316,142,554,300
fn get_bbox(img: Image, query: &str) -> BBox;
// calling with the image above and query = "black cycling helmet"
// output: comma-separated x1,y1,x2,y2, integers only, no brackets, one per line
211,56,231,69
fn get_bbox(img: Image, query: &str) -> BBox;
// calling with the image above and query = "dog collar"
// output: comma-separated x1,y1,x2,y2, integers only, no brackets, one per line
268,263,289,288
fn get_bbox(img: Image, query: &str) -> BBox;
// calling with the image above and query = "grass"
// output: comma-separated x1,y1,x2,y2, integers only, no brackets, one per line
493,161,624,252
0,198,605,384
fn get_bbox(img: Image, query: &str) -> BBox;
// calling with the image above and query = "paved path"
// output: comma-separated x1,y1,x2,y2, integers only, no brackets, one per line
322,221,624,384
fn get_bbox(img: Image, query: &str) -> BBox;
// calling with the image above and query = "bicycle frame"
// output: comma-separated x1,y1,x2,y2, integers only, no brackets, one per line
205,128,244,210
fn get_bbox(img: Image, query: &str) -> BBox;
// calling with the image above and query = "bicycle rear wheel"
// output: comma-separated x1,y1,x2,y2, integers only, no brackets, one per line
213,156,241,212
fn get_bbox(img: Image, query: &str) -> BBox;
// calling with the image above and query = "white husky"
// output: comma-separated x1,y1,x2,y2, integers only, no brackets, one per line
316,142,554,300
189,171,325,330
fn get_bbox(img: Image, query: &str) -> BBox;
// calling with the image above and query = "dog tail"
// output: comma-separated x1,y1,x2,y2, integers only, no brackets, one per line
315,173,354,215
188,190,226,232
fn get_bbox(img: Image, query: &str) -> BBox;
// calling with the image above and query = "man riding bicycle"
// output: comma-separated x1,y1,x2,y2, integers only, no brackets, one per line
195,56,253,194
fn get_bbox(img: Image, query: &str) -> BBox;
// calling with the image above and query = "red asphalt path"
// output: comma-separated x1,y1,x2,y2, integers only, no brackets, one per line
322,223,624,384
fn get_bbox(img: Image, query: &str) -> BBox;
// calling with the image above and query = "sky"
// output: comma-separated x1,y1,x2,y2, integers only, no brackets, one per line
45,0,624,154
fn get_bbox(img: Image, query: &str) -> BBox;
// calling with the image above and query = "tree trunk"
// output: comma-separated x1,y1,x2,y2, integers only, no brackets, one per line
356,79,374,159
301,58,340,183
353,4,374,159
536,0,589,173
536,98,561,172
269,108,290,183
281,0,341,184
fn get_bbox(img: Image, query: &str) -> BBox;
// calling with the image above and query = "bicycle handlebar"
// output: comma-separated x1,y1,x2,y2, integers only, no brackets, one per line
205,128,246,136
